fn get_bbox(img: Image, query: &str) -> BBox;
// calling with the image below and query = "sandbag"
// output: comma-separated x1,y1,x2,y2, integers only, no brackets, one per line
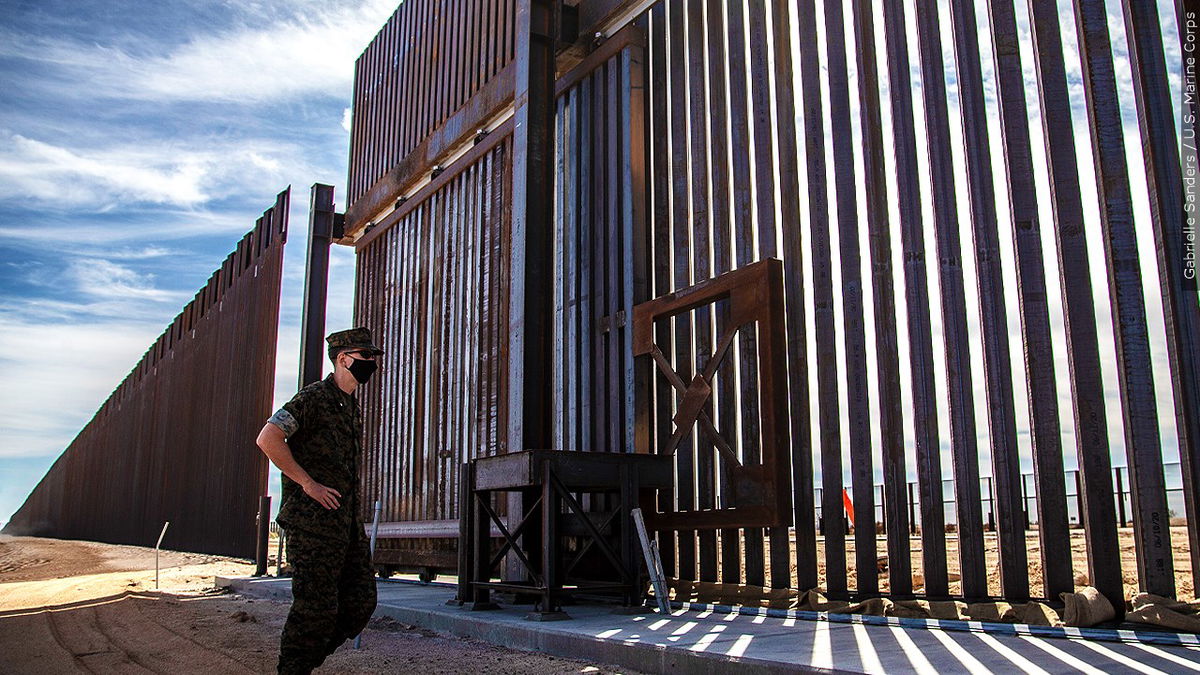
966,602,1018,623
1015,601,1062,627
1060,586,1116,627
1125,593,1200,633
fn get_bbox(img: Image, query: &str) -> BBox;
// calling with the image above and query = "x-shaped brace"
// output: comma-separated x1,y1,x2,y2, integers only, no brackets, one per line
649,319,742,467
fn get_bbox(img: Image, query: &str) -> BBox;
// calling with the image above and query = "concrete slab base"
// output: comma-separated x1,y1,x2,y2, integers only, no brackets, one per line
219,576,1200,674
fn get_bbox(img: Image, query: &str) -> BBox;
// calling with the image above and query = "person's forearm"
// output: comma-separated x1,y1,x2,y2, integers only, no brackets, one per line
257,429,315,488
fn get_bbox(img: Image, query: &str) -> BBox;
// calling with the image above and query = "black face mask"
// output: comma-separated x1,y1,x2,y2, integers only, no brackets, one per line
346,356,378,384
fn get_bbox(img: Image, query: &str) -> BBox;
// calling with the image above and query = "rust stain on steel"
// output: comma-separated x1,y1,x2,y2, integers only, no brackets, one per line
4,190,289,559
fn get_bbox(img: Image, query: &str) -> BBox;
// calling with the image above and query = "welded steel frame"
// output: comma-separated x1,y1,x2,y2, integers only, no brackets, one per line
631,258,792,531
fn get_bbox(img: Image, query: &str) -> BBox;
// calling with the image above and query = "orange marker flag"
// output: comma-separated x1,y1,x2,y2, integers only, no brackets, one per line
842,488,855,527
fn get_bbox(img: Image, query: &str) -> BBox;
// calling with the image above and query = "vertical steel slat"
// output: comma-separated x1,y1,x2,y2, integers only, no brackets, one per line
724,0,764,589
1026,0,1122,609
852,0,910,596
795,0,844,596
986,0,1073,601
685,0,718,582
478,151,495,460
666,0,697,581
592,68,610,459
1071,0,1173,598
553,95,567,449
415,203,432,520
578,77,595,456
626,38,652,461
744,0,793,592
562,92,577,450
559,85,573,450
948,0,1029,602
913,0,986,600
1120,0,1200,583
704,0,741,585
648,0,676,577
882,0,948,597
396,227,406,518
823,0,875,596
606,58,623,456
768,0,816,593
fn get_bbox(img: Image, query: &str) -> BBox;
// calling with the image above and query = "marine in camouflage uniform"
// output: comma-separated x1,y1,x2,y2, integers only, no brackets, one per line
257,327,383,675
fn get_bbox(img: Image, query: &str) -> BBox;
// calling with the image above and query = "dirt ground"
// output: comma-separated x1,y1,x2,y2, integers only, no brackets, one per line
778,525,1195,601
0,535,641,674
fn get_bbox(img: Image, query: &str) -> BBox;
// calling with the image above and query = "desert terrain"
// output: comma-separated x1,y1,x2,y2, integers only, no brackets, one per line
0,535,638,674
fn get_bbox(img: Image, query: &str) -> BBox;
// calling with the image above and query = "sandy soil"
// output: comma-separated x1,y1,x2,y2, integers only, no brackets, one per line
0,535,642,674
764,525,1195,601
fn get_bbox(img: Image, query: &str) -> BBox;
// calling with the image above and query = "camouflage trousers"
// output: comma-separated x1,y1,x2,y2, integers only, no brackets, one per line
277,525,377,674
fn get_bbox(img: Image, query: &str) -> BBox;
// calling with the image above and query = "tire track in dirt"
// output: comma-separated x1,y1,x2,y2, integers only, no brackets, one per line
127,595,259,674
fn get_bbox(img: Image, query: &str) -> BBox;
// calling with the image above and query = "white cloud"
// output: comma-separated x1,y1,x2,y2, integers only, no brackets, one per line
69,258,187,302
0,133,308,210
0,318,165,458
0,134,208,206
342,107,353,133
2,0,396,105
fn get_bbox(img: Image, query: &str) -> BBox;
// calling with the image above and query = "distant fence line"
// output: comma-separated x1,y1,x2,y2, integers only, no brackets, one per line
3,191,290,559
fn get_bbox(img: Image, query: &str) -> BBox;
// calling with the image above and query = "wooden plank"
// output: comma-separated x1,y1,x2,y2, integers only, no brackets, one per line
1120,0,1200,584
704,0,741,586
912,0,984,600
882,0,947,598
1026,0,1122,610
666,0,696,581
853,0,910,596
684,0,717,582
648,0,676,577
948,0,1027,600
1071,0,1173,598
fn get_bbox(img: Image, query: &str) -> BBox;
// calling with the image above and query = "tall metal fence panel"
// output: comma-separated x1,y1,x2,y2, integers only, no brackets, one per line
343,0,1195,606
354,138,513,567
3,191,290,559
347,0,518,224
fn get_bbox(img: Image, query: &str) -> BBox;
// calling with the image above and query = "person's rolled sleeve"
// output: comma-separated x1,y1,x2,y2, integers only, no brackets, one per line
268,408,300,437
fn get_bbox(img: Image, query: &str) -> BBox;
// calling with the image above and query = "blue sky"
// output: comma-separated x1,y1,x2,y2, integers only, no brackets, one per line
0,0,1189,531
0,0,398,527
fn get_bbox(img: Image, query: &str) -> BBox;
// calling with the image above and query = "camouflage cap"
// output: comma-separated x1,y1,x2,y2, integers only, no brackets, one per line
326,327,384,355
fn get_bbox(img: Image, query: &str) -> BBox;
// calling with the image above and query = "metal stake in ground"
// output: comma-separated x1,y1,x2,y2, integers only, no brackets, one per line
155,521,170,590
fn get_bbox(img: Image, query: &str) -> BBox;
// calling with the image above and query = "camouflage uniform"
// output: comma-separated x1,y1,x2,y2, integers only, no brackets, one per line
269,346,378,674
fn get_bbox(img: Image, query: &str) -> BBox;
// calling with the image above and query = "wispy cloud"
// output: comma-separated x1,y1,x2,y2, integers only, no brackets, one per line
0,0,396,105
0,133,311,210
70,258,187,302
